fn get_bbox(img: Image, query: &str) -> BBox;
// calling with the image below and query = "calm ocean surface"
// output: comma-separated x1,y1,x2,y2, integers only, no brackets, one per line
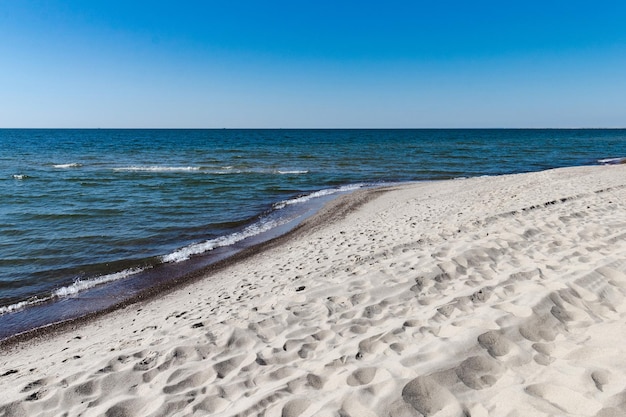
1,129,624,337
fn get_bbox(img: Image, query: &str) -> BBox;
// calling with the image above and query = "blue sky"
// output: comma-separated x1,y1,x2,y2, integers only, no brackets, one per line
1,1,625,128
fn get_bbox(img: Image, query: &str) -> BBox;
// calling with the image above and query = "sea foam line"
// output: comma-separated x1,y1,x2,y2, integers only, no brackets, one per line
276,170,309,175
273,184,363,209
0,267,145,316
111,166,310,175
52,268,145,297
113,166,202,172
53,163,83,168
598,157,626,165
210,168,309,175
162,218,286,263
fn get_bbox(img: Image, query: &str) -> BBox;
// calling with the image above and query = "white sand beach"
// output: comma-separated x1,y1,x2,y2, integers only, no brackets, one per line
2,164,626,417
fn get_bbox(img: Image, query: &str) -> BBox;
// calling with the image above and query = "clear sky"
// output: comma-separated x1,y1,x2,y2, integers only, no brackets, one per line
1,1,625,128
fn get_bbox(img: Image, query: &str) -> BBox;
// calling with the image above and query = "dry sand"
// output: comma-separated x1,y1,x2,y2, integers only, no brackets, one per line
2,164,626,417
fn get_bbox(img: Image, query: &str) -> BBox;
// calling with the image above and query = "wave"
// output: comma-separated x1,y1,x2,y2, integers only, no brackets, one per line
273,184,364,210
276,170,309,175
111,166,309,176
0,267,145,316
12,174,28,180
210,168,309,175
209,168,245,175
53,267,145,296
0,299,36,315
113,166,202,172
161,218,285,263
598,157,626,165
53,163,83,169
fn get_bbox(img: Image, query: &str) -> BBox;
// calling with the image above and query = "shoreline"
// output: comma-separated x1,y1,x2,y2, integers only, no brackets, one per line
0,183,389,348
3,164,626,416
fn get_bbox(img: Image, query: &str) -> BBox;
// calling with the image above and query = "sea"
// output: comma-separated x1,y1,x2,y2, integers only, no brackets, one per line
1,129,625,339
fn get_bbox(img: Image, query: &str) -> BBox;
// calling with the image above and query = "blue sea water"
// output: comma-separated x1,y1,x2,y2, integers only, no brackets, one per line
0,129,624,337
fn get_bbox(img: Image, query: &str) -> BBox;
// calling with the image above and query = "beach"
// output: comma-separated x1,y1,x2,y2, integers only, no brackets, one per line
2,163,626,416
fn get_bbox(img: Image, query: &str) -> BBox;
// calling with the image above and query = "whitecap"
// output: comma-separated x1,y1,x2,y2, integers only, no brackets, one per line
598,157,626,165
113,166,201,172
276,170,309,175
53,163,83,169
209,168,244,175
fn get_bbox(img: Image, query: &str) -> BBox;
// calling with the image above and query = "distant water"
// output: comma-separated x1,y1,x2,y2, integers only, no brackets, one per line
1,129,624,337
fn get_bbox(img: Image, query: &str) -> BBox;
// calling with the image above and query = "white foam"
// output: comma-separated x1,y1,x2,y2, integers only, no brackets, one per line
113,166,201,172
0,267,145,316
276,170,309,175
162,218,286,263
208,168,308,175
0,299,43,315
209,168,245,175
598,157,626,165
53,163,83,168
52,268,144,297
12,174,27,180
273,184,363,210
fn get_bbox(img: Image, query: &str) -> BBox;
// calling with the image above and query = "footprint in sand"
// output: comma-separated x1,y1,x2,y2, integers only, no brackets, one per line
455,356,504,390
402,375,462,416
347,367,378,386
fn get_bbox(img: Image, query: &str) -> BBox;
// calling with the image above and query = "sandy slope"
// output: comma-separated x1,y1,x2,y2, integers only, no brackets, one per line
2,164,626,417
